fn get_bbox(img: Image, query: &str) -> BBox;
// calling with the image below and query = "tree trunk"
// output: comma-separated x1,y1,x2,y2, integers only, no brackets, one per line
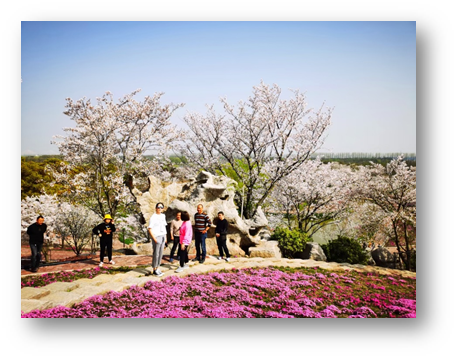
392,220,407,270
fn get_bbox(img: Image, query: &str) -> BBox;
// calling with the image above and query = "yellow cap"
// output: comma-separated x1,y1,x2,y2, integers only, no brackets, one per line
104,214,112,220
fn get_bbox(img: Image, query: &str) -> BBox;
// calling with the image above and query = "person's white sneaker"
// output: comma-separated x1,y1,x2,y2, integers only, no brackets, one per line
175,267,184,273
225,257,230,262
110,260,115,265
99,262,104,267
217,256,222,260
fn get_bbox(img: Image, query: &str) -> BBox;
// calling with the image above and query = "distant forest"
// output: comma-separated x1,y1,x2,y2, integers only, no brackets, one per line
315,152,416,167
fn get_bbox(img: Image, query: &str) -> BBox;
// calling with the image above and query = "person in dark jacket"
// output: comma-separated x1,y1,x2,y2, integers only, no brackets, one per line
27,215,48,272
93,214,116,267
215,211,231,262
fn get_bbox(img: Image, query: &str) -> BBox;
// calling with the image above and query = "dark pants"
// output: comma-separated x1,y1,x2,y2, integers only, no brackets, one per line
29,243,43,270
100,238,113,262
179,245,189,267
170,236,180,258
194,231,207,261
217,234,230,258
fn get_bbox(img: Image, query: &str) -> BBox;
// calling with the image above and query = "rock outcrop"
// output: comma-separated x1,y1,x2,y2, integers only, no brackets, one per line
297,242,327,261
249,240,282,259
132,171,269,256
371,246,400,269
365,250,376,266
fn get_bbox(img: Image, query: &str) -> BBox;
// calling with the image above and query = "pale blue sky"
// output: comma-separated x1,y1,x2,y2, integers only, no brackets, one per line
21,21,416,155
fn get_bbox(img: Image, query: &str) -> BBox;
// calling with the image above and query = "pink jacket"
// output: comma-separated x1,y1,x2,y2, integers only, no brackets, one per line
179,221,193,245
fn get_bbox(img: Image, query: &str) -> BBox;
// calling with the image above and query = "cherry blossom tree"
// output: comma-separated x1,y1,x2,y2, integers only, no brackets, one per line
270,160,357,237
21,194,60,234
356,156,416,270
51,89,185,219
115,213,149,244
54,204,99,256
336,202,387,246
180,81,332,218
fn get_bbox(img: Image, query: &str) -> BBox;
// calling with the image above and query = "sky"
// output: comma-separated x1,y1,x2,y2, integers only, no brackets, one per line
21,21,416,155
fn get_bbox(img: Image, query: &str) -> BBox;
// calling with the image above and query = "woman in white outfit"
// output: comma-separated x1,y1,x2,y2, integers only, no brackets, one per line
147,202,168,276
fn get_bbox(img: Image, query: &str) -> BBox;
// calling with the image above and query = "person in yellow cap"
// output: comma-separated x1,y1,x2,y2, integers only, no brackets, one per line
92,214,116,267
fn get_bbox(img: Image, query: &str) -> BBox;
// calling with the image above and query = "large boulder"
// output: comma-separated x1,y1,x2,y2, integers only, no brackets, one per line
365,250,376,266
131,242,152,256
131,171,269,256
371,246,400,269
249,240,282,259
297,242,327,261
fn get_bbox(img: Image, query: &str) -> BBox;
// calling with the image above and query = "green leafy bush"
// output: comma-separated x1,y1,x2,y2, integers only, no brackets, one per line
321,236,368,265
118,231,134,245
271,227,311,258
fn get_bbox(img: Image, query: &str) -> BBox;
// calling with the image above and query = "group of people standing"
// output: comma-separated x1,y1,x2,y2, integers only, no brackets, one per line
147,203,231,276
26,214,118,272
25,203,231,276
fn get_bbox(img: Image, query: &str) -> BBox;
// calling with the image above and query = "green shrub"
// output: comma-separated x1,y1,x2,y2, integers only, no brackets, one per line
271,227,311,258
118,231,134,245
321,236,368,265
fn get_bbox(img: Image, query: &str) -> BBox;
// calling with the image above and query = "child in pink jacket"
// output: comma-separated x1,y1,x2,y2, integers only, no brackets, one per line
175,211,192,272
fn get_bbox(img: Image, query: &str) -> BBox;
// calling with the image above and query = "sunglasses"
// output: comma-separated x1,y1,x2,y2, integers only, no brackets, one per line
157,205,164,209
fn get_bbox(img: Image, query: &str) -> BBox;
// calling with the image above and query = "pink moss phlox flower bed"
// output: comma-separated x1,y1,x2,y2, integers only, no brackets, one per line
21,267,110,288
21,267,416,318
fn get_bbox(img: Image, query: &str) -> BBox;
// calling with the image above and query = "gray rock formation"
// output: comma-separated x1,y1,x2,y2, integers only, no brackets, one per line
249,240,282,259
365,250,376,266
371,246,400,269
132,171,269,256
297,242,327,261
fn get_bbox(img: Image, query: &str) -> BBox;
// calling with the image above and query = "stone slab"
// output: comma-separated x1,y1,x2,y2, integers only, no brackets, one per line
229,257,254,263
121,277,149,286
124,270,148,277
111,273,132,282
202,257,220,265
97,282,131,294
300,260,320,267
39,291,86,309
233,262,263,269
216,263,236,271
21,299,49,314
184,265,208,275
256,260,276,268
44,281,80,292
91,274,116,282
72,278,94,284
71,285,107,299
21,287,51,300
71,278,104,287
75,278,104,286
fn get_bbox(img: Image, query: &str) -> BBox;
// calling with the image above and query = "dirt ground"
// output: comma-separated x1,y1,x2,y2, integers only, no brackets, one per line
21,238,127,261
21,240,198,276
